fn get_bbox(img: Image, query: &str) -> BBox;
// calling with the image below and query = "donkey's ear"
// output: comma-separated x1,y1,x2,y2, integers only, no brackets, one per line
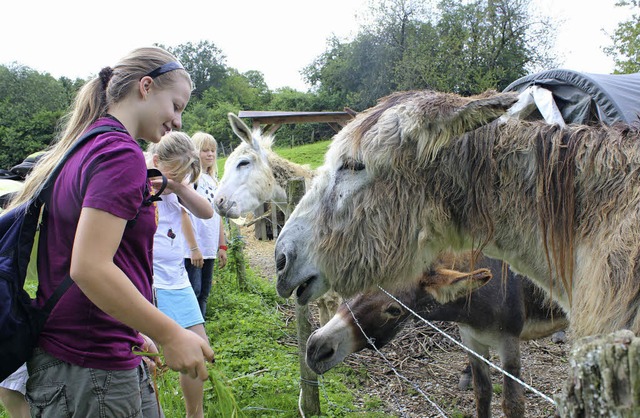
448,91,519,135
420,268,492,304
228,113,256,148
414,91,519,163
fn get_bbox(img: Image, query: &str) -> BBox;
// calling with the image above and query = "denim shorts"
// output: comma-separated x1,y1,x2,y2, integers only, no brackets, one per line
154,286,204,329
26,348,163,417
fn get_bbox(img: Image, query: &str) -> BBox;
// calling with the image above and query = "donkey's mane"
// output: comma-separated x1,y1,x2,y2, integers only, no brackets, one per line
268,153,314,190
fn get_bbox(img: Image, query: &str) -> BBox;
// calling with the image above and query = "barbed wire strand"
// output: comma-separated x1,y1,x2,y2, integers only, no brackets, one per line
376,285,557,406
345,300,449,418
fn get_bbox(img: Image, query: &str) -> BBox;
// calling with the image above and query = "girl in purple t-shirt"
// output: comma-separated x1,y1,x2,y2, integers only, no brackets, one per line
5,46,215,417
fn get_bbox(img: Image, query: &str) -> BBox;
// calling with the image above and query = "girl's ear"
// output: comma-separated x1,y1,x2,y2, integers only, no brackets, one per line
139,76,153,98
152,154,159,168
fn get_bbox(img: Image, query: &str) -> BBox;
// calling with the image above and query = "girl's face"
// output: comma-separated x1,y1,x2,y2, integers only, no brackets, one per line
200,147,216,170
139,76,192,143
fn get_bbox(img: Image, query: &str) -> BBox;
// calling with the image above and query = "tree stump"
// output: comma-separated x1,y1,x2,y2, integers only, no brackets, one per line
556,329,640,417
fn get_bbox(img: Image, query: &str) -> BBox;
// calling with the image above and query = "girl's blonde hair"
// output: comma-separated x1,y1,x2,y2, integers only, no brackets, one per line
147,132,201,185
8,46,192,210
191,131,218,178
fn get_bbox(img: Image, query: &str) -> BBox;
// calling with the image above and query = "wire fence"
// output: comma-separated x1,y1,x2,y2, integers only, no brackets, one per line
247,201,565,416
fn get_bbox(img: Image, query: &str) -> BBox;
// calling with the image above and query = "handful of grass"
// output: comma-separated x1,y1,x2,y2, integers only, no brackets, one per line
133,347,242,417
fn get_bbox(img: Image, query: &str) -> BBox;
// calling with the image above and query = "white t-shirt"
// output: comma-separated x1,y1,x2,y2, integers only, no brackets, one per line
153,193,191,289
185,172,222,259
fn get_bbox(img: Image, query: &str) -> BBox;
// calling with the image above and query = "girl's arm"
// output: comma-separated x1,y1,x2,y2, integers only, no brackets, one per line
181,208,203,268
70,207,214,380
153,178,213,219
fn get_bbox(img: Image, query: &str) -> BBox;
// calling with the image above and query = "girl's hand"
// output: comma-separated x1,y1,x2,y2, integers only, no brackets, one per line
217,249,227,269
151,177,183,195
190,247,204,268
139,333,162,373
160,327,215,380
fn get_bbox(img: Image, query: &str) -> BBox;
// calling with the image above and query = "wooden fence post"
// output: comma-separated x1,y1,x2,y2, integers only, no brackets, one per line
556,329,640,417
228,220,247,291
287,178,321,416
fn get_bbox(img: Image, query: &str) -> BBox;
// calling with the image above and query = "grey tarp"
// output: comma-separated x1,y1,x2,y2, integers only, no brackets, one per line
503,69,640,126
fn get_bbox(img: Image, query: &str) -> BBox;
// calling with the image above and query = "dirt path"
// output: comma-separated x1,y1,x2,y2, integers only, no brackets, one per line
240,223,569,417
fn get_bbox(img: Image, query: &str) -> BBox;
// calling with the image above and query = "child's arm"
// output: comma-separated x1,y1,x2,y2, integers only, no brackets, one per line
182,209,204,268
152,178,213,219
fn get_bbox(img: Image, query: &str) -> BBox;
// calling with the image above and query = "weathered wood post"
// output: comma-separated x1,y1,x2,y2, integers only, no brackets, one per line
556,329,640,417
287,177,320,416
227,220,247,291
253,203,268,240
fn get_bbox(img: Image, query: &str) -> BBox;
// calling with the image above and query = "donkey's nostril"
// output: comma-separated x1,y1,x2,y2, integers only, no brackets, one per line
276,253,287,272
316,346,335,362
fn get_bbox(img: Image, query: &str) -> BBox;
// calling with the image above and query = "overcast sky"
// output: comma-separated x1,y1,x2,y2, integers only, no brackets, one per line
0,0,630,92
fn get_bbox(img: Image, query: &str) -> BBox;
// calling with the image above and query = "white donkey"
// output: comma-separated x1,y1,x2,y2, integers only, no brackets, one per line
215,113,341,325
214,113,313,219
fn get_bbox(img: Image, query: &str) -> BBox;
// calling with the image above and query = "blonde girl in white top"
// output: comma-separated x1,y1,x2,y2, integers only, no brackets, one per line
184,132,227,317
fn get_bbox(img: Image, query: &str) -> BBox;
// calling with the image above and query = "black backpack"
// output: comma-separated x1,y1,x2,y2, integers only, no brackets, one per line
0,125,165,381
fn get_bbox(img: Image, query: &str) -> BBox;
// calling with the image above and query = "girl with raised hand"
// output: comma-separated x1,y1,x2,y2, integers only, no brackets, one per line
147,131,213,418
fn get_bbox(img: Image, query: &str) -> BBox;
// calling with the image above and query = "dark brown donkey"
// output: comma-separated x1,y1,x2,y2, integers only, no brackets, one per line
306,254,568,418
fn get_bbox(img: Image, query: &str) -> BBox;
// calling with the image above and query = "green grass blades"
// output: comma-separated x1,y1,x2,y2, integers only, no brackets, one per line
207,367,243,417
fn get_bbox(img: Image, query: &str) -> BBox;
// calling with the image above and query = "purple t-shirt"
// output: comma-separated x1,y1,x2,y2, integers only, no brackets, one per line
35,118,157,370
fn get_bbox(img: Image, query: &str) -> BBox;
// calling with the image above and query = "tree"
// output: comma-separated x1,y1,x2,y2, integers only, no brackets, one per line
0,64,72,168
162,41,229,99
304,0,557,109
603,0,640,73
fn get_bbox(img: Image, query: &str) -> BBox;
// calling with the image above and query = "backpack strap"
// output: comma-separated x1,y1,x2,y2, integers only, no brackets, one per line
127,169,167,228
38,125,128,203
36,125,127,312
41,274,74,315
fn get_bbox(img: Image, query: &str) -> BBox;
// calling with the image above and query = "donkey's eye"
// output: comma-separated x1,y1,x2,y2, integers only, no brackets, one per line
385,305,402,317
340,159,366,171
237,160,250,168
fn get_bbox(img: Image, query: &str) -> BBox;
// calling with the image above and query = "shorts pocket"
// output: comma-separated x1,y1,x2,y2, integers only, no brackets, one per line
26,384,70,418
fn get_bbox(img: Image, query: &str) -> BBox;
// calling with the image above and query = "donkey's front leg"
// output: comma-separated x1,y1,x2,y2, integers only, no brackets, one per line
460,329,493,418
498,336,525,417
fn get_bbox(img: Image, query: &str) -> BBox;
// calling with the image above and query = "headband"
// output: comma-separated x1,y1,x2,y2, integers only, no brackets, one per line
144,62,184,79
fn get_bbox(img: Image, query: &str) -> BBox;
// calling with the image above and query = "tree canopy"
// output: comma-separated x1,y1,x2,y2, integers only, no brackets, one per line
303,0,557,110
2,0,611,169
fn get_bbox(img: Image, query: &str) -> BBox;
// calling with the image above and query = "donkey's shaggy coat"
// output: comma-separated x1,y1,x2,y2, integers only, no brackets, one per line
275,89,640,337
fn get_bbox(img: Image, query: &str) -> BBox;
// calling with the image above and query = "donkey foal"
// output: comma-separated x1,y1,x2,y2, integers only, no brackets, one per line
306,253,567,418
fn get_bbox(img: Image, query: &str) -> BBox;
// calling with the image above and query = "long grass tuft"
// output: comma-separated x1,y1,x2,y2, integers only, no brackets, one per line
207,367,243,417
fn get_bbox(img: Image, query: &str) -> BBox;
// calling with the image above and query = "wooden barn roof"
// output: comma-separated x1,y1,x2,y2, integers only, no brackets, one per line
238,109,356,135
